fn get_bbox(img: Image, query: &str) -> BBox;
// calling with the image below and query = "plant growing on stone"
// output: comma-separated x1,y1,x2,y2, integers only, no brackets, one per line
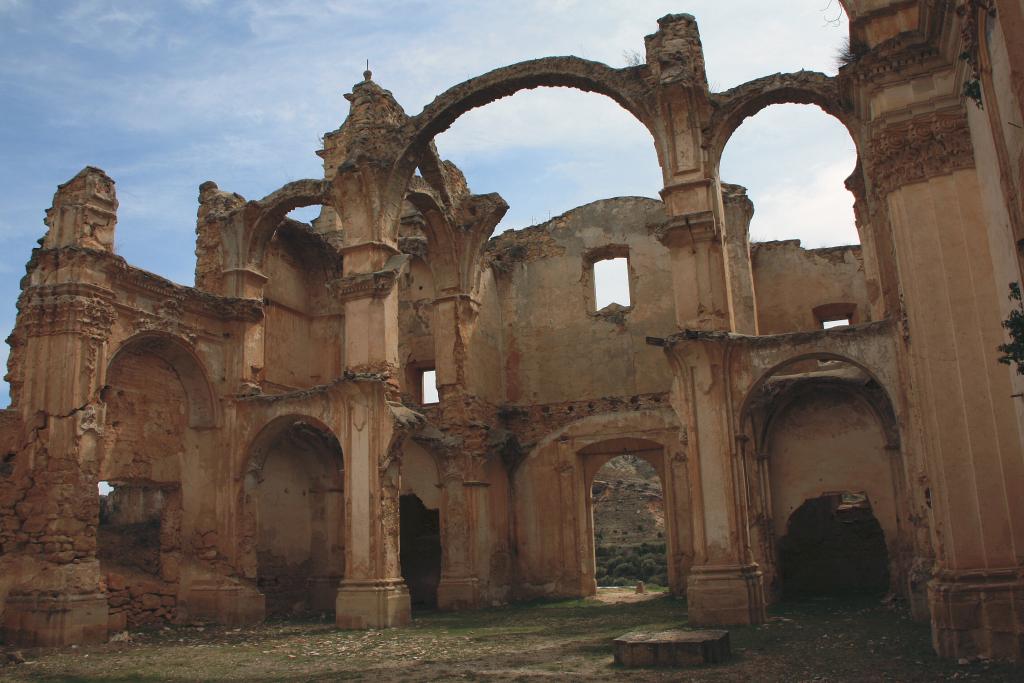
997,282,1024,374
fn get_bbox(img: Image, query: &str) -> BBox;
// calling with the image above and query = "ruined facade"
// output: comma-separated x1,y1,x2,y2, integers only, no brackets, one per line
1,0,1023,664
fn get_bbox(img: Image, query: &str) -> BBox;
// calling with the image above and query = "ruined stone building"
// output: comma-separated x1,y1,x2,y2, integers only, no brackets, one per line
1,0,1023,664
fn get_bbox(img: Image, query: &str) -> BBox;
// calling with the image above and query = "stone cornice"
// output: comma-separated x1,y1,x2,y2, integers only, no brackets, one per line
17,282,116,340
866,108,974,197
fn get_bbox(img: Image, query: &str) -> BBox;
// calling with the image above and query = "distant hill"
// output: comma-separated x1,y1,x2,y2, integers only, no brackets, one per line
591,456,667,586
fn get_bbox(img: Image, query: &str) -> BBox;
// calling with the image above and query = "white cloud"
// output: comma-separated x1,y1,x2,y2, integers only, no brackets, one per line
748,158,858,247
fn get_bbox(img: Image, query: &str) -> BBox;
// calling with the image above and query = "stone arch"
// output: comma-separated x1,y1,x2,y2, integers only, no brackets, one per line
738,350,896,431
388,56,658,211
738,354,912,603
106,332,217,429
241,414,342,483
705,71,859,169
405,186,459,293
579,436,668,490
240,414,345,616
244,179,331,270
754,371,900,451
578,436,678,595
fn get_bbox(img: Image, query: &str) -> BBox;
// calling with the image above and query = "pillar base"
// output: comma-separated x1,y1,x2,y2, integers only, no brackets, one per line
686,564,766,626
335,579,411,629
3,592,108,646
928,568,1024,661
437,577,480,610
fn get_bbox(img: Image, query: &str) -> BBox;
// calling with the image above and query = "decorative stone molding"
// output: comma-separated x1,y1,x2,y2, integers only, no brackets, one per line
18,283,116,341
654,211,719,248
330,257,407,303
867,110,975,197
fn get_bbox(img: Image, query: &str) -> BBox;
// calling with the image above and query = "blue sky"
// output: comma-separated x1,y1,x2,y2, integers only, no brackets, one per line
0,1,856,406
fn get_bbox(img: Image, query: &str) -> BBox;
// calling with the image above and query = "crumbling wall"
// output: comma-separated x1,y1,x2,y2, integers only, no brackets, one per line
751,240,871,334
101,348,190,627
398,254,436,400
485,197,676,405
103,350,186,482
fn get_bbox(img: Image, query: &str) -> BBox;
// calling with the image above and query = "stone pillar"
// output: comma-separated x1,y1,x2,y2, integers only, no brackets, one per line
662,446,693,597
664,337,765,626
720,184,758,334
436,455,480,609
335,406,410,629
2,168,119,645
867,108,1024,660
329,130,411,627
645,13,764,624
552,439,587,596
656,203,730,332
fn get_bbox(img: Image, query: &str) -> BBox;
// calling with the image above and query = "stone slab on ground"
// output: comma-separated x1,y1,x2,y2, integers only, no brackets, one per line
613,629,730,667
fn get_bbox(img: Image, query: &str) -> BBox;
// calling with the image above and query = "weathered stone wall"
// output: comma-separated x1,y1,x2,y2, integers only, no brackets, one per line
486,197,675,405
103,350,187,483
751,241,871,334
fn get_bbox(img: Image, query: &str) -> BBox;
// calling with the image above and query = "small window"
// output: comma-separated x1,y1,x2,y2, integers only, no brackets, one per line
98,480,113,495
593,257,631,310
420,369,439,405
822,318,850,330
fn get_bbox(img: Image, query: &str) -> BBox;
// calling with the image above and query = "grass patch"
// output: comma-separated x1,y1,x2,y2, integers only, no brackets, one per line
1,594,1021,681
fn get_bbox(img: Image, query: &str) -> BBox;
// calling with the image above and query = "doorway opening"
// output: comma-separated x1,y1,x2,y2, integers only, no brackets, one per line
591,454,667,590
400,494,442,610
778,491,890,598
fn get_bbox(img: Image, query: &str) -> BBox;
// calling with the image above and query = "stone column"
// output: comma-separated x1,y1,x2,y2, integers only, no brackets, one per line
664,336,765,626
867,108,1024,660
720,184,758,335
661,446,693,597
436,455,480,609
331,143,411,627
645,13,765,625
335,397,410,629
656,202,731,332
2,168,119,645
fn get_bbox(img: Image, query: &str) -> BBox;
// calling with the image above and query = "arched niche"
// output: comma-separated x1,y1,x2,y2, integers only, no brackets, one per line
739,355,912,603
105,333,216,431
241,415,345,617
99,332,208,626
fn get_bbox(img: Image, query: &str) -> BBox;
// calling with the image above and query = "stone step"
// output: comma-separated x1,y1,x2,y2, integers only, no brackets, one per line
613,629,730,667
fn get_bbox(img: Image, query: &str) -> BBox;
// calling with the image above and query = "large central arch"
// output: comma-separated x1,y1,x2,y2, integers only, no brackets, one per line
388,56,660,210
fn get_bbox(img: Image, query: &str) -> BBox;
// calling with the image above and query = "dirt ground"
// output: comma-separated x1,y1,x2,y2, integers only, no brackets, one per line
1,589,1021,682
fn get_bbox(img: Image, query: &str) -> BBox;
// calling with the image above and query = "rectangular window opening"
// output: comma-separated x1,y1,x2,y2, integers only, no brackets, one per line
594,257,631,310
420,369,439,405
822,318,851,329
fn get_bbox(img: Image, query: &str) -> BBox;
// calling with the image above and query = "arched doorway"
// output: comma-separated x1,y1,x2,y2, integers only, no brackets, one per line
579,437,678,596
591,454,668,591
752,367,903,600
397,441,443,610
244,417,344,618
